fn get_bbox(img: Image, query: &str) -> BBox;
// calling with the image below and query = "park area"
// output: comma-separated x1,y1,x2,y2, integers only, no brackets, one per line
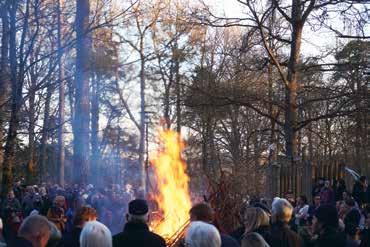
0,0,369,247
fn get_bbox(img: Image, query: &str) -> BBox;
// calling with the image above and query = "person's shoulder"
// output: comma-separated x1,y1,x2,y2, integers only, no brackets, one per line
221,234,240,247
148,231,166,246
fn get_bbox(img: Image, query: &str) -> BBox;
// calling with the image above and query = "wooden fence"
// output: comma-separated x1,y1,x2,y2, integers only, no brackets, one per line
267,157,348,202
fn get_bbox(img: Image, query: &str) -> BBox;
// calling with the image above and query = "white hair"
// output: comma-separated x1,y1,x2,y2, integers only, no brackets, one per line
80,221,112,247
185,221,221,247
271,198,293,223
127,213,149,223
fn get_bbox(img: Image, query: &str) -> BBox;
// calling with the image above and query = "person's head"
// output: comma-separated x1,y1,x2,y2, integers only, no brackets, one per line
185,221,221,247
271,198,293,224
360,176,367,186
342,191,350,200
344,198,356,210
243,207,269,233
337,179,345,188
324,180,330,188
313,195,321,206
189,203,214,223
318,178,324,186
126,199,149,224
297,195,308,206
80,221,112,247
241,232,270,247
18,215,51,247
73,206,98,228
7,190,15,199
312,204,339,234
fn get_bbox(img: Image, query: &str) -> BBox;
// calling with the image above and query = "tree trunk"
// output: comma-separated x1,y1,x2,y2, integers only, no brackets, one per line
174,46,181,133
27,76,36,184
90,73,100,185
284,2,303,159
138,52,146,195
0,0,10,184
57,0,65,187
73,0,90,184
39,79,54,183
2,1,19,197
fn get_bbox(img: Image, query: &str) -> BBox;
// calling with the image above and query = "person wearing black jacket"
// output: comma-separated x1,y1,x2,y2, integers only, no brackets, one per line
60,206,97,247
113,199,166,247
352,176,368,207
312,204,346,247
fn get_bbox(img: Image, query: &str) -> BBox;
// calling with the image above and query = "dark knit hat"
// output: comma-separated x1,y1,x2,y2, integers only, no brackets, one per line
314,204,338,228
128,199,149,215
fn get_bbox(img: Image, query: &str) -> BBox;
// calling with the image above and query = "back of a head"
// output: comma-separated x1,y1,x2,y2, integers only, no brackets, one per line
244,207,269,233
189,203,214,223
19,215,51,246
315,204,339,229
73,206,98,227
80,221,112,247
185,221,221,247
271,198,293,223
241,232,270,247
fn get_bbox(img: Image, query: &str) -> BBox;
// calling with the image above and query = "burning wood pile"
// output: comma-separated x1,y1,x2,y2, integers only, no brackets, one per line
149,129,192,246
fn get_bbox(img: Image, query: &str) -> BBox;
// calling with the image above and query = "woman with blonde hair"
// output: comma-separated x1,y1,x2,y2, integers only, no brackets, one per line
243,207,271,244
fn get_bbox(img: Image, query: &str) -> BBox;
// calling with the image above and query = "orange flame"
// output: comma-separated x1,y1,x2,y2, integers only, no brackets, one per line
150,129,192,239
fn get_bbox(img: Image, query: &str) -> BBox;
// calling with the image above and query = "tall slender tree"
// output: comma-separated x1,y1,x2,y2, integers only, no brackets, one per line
73,0,91,184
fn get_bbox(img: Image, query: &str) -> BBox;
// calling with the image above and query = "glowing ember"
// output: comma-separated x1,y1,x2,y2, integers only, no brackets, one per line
150,129,192,239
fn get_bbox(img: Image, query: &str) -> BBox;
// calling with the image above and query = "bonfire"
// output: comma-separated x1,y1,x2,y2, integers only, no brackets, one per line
150,129,192,245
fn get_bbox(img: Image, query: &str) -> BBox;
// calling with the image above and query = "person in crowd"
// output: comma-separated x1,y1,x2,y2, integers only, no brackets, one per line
343,198,361,229
112,199,166,247
334,179,346,202
320,180,335,205
10,215,51,247
270,198,302,247
0,218,6,247
243,207,271,245
1,190,22,243
47,196,67,233
46,221,62,247
241,232,270,247
308,195,321,218
79,221,112,247
294,195,309,227
312,204,346,247
60,205,97,247
284,192,296,208
352,176,368,207
312,178,325,199
189,202,239,247
345,222,360,247
185,221,221,247
360,206,370,247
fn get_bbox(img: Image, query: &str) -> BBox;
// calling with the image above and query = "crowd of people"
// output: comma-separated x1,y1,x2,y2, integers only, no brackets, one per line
0,176,369,247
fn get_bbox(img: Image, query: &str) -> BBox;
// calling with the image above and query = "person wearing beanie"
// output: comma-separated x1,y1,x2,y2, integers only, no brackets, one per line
112,199,166,247
312,204,346,247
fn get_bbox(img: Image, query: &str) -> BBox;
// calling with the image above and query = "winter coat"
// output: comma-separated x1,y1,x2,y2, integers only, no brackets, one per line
113,221,166,247
221,234,240,247
269,221,302,247
314,227,346,247
60,227,82,247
